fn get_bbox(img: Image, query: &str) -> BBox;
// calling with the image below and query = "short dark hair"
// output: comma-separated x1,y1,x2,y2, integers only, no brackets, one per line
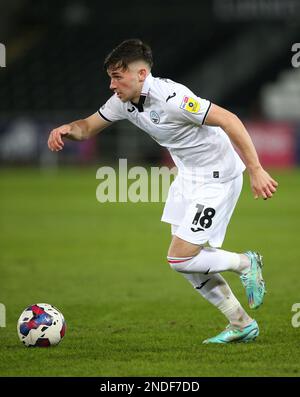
104,39,153,71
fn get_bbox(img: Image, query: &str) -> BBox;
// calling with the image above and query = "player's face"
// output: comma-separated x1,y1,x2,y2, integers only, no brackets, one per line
107,62,148,103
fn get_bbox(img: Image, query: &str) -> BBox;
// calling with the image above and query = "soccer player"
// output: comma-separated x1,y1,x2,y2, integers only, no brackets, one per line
48,39,278,344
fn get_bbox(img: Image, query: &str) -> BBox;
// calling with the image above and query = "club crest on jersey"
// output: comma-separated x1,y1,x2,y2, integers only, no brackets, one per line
180,96,200,114
150,110,160,124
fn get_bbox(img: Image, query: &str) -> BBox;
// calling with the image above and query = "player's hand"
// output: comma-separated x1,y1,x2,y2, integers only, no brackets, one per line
48,124,72,151
249,167,278,200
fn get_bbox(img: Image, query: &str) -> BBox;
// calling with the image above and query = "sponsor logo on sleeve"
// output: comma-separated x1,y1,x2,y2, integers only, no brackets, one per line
180,96,200,114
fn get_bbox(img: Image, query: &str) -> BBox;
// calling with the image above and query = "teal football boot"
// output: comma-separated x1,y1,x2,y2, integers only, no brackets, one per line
240,251,266,310
203,320,259,344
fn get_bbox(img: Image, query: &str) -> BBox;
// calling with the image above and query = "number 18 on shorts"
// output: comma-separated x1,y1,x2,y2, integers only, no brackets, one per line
161,174,243,247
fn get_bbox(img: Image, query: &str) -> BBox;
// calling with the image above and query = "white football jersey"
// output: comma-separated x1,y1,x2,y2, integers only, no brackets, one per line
98,73,245,184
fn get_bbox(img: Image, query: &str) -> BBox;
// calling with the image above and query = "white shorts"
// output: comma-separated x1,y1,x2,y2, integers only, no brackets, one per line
161,174,243,247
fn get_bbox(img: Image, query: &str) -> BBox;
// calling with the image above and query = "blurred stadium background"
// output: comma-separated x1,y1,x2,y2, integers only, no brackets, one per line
1,0,300,168
1,0,300,377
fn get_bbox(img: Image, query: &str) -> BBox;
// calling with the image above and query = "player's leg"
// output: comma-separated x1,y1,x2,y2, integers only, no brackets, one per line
182,269,253,328
168,237,265,311
182,272,259,344
166,175,265,310
167,236,251,274
169,225,258,343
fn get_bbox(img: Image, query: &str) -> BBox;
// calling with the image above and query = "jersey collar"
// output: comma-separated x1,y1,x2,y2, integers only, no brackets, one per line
130,73,153,113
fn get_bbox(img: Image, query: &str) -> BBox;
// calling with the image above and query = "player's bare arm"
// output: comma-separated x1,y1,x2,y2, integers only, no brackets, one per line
48,112,110,152
205,104,278,200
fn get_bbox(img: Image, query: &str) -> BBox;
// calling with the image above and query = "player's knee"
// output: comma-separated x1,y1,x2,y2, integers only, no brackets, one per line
167,239,202,272
167,255,194,272
168,236,201,259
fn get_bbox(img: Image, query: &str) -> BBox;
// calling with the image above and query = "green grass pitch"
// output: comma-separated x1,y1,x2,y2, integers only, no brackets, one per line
0,166,300,377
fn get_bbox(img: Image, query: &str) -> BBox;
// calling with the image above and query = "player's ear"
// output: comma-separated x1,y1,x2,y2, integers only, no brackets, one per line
138,67,148,82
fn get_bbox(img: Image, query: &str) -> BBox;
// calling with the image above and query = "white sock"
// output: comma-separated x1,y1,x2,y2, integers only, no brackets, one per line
182,272,253,328
168,247,250,275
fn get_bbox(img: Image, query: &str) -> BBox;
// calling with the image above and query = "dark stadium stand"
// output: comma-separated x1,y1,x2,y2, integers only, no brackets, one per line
2,0,298,116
